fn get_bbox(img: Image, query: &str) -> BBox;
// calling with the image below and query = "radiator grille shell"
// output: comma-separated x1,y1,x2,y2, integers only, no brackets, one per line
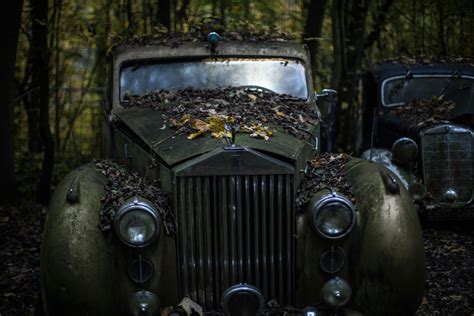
174,148,295,311
421,124,473,205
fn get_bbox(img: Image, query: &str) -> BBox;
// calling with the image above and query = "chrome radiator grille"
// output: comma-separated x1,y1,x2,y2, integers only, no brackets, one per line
176,174,295,310
422,125,473,204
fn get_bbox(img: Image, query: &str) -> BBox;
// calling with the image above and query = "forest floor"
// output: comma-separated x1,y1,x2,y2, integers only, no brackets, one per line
0,203,473,316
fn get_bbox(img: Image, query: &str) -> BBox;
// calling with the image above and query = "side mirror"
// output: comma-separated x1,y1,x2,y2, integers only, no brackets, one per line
315,89,338,103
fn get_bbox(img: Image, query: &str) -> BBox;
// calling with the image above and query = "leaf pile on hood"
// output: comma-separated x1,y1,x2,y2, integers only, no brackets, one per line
389,96,455,129
125,87,318,140
296,153,354,213
94,159,175,234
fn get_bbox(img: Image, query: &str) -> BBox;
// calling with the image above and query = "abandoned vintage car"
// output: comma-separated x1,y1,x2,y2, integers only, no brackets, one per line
360,59,474,219
41,33,425,315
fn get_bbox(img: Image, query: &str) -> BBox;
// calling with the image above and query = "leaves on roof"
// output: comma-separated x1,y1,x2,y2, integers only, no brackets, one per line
383,56,474,69
115,28,297,48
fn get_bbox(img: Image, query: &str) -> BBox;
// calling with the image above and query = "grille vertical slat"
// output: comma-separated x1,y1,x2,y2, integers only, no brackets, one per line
177,173,295,311
235,176,244,281
177,179,188,298
202,177,213,306
252,175,261,288
229,176,237,285
195,177,206,305
269,175,275,300
244,176,252,283
211,176,221,303
220,177,229,293
286,174,294,302
277,175,284,300
187,179,197,298
261,176,268,296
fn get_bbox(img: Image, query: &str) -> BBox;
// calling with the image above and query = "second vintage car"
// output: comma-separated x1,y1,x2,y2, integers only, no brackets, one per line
41,32,425,315
361,59,474,219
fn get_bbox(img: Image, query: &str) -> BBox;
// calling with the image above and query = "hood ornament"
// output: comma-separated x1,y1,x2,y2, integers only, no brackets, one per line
224,122,242,150
207,32,219,53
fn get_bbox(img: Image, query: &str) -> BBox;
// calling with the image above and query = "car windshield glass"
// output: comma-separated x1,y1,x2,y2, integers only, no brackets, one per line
120,58,308,101
382,75,474,107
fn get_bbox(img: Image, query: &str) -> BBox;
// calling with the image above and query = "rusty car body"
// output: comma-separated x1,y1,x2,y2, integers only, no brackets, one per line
41,34,425,315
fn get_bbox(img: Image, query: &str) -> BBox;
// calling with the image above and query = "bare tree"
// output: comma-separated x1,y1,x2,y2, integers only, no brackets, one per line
0,0,24,203
157,0,171,30
332,0,395,151
30,0,55,204
303,0,329,82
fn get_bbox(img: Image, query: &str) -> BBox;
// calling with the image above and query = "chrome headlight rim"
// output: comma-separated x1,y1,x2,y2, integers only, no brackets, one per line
310,192,356,240
114,196,161,248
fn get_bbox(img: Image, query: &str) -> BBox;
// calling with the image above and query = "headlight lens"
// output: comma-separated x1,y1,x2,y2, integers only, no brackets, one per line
115,197,160,247
309,193,356,239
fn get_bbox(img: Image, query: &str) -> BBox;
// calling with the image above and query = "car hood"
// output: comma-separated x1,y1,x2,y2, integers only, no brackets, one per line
114,107,316,167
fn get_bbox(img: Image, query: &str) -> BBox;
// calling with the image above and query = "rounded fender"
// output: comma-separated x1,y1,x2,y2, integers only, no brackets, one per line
345,159,425,315
40,164,117,315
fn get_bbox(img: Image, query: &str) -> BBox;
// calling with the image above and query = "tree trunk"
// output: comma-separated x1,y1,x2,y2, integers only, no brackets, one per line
303,0,328,83
31,0,55,204
220,0,226,27
0,0,24,203
157,0,170,30
126,0,133,31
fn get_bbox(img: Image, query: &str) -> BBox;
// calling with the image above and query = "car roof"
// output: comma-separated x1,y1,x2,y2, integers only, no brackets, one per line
369,60,474,82
112,40,310,66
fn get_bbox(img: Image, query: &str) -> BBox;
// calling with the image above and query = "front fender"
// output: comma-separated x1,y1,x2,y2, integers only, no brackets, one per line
40,164,117,315
346,159,425,315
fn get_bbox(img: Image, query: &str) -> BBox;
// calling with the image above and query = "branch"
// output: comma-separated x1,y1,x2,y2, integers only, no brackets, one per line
364,0,395,49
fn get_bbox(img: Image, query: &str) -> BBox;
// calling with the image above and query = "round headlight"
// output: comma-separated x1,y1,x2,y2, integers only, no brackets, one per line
309,193,356,239
114,197,160,247
391,137,418,164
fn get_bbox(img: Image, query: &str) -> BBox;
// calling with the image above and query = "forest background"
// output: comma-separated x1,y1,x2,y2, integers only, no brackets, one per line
1,0,473,204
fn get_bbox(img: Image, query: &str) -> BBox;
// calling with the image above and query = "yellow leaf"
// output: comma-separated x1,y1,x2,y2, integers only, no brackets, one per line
190,118,209,132
208,116,226,132
187,130,206,139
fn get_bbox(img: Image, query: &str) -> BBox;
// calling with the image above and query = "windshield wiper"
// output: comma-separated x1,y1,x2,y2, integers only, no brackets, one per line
388,70,413,102
236,85,277,94
438,69,462,98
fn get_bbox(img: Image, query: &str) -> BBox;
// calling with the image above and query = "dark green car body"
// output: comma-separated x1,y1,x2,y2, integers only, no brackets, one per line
41,39,425,315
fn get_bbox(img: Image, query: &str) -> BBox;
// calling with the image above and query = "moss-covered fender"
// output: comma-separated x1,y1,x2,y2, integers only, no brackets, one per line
40,164,179,315
296,158,425,315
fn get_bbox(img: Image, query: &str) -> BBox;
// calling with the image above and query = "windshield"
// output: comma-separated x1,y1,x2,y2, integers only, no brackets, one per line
382,74,474,107
120,58,308,101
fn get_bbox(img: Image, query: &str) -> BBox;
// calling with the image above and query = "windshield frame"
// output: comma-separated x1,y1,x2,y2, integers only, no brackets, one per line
380,73,474,107
118,56,311,105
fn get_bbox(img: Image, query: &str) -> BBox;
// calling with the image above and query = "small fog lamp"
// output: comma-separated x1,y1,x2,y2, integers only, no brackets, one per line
303,306,319,316
391,137,418,164
321,277,352,307
115,197,161,247
409,182,426,202
130,291,160,316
